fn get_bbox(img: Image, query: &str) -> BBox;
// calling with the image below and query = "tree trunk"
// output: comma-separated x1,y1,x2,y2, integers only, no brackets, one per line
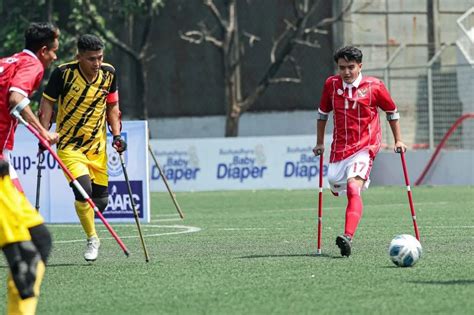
225,113,239,137
135,60,148,119
224,0,242,137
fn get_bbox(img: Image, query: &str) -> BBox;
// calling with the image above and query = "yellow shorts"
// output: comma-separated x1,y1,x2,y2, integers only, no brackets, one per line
58,149,108,186
0,176,44,247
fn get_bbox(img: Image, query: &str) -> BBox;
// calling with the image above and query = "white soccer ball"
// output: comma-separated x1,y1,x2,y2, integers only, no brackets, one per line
388,234,422,267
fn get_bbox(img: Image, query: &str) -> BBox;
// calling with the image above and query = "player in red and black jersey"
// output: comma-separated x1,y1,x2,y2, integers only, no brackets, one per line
313,46,407,257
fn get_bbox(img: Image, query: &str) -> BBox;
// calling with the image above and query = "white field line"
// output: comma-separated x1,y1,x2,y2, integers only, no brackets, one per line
151,218,182,222
53,224,201,244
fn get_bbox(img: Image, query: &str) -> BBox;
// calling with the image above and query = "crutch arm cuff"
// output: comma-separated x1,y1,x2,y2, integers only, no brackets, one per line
10,97,30,118
386,111,400,121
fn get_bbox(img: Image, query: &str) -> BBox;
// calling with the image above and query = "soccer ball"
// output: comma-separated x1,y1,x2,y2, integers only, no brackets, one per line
388,234,422,267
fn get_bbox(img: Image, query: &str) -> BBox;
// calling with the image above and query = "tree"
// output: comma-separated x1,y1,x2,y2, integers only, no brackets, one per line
180,0,357,137
72,0,165,119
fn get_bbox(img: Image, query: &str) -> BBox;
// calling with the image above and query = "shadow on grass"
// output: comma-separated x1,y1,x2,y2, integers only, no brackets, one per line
0,263,99,269
46,263,93,267
238,253,340,259
409,279,474,285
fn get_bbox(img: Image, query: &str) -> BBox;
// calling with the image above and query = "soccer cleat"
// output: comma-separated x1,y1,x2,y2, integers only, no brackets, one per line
84,236,100,262
336,234,352,257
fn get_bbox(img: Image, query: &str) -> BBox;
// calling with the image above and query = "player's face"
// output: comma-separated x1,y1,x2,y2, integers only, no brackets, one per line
38,38,59,69
337,58,362,84
77,50,104,79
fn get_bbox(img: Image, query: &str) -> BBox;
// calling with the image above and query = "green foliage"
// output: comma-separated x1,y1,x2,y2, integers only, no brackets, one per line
0,0,47,56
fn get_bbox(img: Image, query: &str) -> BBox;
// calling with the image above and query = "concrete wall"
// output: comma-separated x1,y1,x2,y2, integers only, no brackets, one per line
371,150,474,186
149,110,335,139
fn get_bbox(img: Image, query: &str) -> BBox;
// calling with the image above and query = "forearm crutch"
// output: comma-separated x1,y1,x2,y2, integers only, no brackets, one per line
397,148,420,241
34,151,45,211
316,151,324,255
148,144,185,219
12,111,130,257
118,153,150,262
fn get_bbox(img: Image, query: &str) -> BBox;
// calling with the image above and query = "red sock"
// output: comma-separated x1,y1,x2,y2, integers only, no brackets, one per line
344,181,363,238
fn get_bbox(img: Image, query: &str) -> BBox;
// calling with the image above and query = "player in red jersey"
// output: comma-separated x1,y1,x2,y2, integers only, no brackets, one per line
0,23,59,315
0,22,60,191
313,46,407,257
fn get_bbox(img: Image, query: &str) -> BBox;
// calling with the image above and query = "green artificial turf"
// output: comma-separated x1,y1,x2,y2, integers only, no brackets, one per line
1,186,473,314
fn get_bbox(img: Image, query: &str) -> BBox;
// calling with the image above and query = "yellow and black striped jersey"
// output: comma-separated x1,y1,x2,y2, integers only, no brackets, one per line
0,174,43,247
43,61,118,155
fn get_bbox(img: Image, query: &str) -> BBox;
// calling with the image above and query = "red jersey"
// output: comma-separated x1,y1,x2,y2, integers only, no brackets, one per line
319,74,397,163
0,50,44,151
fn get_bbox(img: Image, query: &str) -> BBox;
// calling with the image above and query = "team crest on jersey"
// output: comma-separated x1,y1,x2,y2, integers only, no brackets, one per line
357,88,368,98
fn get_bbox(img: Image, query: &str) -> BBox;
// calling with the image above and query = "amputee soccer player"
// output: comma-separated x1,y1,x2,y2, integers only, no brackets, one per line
39,34,127,262
313,46,407,257
0,21,59,274
0,156,52,315
0,22,60,190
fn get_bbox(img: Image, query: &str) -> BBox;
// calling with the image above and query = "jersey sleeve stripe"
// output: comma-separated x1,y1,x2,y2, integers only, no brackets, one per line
9,87,28,97
42,93,57,102
318,108,330,115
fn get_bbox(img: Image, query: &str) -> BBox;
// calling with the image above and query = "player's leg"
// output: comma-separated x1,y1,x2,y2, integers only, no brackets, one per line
327,160,347,197
71,175,103,262
91,182,108,214
58,149,98,240
71,175,97,239
344,177,365,239
4,242,45,315
1,158,48,314
79,151,109,262
28,224,52,264
344,150,372,238
336,150,373,256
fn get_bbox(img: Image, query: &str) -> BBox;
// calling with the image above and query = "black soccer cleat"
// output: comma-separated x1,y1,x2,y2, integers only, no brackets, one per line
336,234,352,257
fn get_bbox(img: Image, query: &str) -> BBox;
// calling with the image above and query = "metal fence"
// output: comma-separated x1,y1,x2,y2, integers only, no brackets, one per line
363,43,474,150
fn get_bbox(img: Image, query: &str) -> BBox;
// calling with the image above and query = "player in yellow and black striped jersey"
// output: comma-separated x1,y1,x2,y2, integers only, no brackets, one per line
1,156,52,315
39,34,127,262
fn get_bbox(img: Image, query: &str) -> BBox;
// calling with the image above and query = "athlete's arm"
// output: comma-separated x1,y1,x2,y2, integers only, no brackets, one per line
9,91,58,145
39,97,55,130
388,119,407,153
106,102,121,136
107,102,127,152
313,119,327,156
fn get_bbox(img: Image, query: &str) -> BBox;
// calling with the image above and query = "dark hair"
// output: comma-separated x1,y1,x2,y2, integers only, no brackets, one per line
333,46,363,63
24,22,60,53
77,34,104,52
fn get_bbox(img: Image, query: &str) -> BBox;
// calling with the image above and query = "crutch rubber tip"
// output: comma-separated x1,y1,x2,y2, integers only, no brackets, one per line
316,249,322,255
124,250,130,257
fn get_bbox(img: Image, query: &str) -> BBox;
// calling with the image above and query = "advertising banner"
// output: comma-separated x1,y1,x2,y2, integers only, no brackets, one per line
12,121,150,223
149,135,331,192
